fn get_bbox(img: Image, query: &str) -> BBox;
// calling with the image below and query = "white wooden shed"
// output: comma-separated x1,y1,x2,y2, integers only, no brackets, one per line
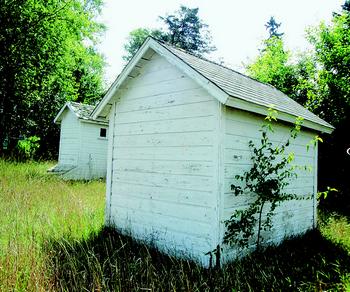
51,102,109,180
92,37,334,265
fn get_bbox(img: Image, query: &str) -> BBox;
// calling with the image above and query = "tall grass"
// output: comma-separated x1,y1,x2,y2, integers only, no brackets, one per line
47,227,350,291
0,160,105,290
0,160,350,291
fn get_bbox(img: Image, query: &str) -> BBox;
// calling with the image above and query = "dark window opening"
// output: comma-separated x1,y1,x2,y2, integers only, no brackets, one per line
100,128,107,138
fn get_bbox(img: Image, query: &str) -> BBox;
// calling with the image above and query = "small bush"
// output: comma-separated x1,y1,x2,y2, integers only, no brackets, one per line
16,136,41,160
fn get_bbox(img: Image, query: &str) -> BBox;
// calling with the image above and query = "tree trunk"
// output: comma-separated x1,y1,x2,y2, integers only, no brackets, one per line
256,201,265,251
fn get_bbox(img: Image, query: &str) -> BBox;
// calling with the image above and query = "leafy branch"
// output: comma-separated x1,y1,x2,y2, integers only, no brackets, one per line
223,108,309,250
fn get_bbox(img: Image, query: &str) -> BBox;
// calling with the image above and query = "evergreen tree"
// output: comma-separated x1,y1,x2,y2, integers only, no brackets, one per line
265,16,284,38
342,0,350,12
246,31,297,101
123,5,215,61
160,6,216,54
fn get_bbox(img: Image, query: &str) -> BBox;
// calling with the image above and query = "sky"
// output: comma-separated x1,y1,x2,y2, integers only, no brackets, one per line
97,0,344,85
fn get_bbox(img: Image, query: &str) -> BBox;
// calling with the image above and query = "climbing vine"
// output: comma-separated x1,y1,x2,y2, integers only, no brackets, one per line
223,108,308,250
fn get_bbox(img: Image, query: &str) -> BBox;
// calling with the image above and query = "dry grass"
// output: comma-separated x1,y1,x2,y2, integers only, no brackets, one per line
0,160,350,291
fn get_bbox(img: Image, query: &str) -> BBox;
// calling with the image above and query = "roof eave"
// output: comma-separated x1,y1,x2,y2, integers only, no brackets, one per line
225,97,334,134
79,118,109,126
53,103,70,124
92,38,156,120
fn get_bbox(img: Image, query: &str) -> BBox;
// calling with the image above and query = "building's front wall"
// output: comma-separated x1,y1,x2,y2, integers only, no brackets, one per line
220,107,317,260
58,109,108,180
77,121,108,179
107,52,221,265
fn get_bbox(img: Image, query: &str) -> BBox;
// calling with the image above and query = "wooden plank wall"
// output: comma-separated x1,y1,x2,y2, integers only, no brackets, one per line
221,107,317,259
58,110,80,166
109,53,220,264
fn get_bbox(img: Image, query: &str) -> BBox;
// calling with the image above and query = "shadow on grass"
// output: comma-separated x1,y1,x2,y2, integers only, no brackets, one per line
45,227,350,291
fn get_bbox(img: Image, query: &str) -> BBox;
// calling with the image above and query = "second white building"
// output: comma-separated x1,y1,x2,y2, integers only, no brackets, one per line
51,102,109,180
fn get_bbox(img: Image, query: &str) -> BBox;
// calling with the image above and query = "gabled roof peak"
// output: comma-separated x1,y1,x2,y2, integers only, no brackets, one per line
92,37,334,133
54,101,107,125
151,36,278,92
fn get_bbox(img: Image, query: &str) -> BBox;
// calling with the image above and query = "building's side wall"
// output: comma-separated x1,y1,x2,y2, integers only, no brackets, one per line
108,53,220,265
58,110,80,166
221,107,317,260
76,122,109,179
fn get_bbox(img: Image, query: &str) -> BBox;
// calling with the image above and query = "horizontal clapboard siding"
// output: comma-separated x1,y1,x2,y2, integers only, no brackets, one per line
78,122,108,179
221,107,317,250
110,53,219,261
58,110,80,166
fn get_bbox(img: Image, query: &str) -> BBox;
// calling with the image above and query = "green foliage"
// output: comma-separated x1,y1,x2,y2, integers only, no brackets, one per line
247,8,350,212
318,187,338,200
16,136,41,160
306,13,350,126
159,6,216,54
247,18,289,89
246,19,321,107
246,36,298,99
122,28,166,61
0,0,105,158
305,4,350,212
224,109,306,249
123,5,215,61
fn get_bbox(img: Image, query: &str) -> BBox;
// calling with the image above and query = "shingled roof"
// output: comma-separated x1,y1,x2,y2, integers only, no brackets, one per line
93,37,333,133
69,102,95,120
54,102,108,125
158,41,333,130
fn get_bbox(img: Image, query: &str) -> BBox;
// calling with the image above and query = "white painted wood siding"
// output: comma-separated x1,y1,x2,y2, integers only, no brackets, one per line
220,107,317,259
109,53,220,265
77,122,108,179
57,109,108,180
58,110,80,166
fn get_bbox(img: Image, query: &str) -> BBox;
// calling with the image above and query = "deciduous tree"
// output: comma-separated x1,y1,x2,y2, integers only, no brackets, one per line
0,0,105,158
306,2,350,210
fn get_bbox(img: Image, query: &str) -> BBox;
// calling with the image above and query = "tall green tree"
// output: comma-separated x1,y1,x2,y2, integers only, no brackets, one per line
122,28,166,61
160,6,216,54
246,18,318,107
246,36,298,100
122,5,216,61
306,2,350,210
0,0,105,158
307,12,350,125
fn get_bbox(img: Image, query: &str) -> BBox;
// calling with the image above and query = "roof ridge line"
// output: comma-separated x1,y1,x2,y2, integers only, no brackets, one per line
153,37,281,92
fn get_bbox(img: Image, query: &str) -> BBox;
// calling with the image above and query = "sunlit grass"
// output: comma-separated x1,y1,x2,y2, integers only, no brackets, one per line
320,212,350,251
0,160,105,291
0,160,350,291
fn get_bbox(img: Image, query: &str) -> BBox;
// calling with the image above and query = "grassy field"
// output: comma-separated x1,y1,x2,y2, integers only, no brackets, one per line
0,160,350,291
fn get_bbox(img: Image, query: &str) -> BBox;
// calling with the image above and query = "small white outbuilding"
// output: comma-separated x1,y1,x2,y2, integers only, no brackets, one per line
92,37,334,265
51,102,109,180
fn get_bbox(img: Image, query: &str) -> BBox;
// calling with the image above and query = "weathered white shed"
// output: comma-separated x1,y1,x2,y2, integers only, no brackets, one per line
51,102,109,180
92,37,334,265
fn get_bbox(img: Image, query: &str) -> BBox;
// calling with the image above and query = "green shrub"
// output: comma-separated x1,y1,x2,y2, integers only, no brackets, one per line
16,136,41,160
